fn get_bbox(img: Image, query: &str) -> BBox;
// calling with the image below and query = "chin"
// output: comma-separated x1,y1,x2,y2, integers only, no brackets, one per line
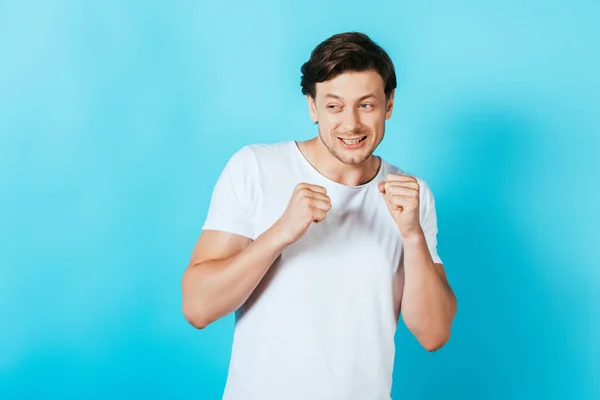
335,148,373,165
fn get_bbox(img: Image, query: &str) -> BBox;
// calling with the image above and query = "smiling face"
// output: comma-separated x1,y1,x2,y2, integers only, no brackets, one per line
307,69,395,166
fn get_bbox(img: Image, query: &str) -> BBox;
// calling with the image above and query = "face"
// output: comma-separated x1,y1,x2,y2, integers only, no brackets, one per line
307,69,394,165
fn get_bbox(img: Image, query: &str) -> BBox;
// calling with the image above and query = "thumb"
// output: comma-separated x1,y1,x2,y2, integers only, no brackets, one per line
377,181,387,193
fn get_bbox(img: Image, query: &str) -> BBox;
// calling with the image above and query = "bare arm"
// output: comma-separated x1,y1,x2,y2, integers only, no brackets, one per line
400,232,457,351
181,226,287,329
181,183,331,329
378,174,456,351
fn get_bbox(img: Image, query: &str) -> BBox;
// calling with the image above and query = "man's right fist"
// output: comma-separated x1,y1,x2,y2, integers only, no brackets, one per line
273,183,331,246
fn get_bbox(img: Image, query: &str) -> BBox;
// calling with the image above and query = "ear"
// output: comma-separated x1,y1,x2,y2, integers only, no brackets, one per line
385,90,395,120
307,94,318,123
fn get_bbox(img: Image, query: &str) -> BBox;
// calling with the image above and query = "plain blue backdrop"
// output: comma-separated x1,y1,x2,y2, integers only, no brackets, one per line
1,1,598,399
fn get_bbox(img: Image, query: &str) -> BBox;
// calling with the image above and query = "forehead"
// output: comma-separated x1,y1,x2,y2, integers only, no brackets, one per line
315,70,385,100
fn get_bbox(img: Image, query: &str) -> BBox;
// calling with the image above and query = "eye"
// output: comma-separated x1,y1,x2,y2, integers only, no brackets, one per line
360,103,374,109
327,104,342,110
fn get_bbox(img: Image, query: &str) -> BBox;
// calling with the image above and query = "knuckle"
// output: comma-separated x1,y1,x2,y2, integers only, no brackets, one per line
299,189,312,198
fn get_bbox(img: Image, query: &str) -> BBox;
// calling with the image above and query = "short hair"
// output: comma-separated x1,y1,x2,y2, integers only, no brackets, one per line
300,32,397,99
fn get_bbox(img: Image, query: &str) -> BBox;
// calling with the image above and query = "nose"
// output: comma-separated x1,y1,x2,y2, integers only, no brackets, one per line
342,107,360,131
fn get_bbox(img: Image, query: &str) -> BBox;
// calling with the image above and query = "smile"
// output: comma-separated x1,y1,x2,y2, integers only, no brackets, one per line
339,136,367,145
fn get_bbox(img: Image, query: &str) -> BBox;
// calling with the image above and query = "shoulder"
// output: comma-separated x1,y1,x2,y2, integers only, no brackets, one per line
219,141,295,184
225,141,296,172
245,140,295,160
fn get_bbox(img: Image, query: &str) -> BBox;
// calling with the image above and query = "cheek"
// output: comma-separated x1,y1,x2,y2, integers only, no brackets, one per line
318,118,341,133
363,117,382,133
373,112,388,128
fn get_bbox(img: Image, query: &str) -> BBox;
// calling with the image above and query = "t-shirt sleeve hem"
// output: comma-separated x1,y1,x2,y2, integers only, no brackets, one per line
201,222,254,240
430,254,443,265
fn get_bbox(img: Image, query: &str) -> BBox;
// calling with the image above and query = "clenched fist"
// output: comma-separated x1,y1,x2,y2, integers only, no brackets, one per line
378,174,422,239
274,183,331,246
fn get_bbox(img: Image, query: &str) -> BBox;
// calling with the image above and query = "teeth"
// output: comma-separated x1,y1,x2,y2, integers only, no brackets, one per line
342,137,364,144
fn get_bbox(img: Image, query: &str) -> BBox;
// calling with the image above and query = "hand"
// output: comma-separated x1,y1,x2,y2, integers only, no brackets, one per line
273,183,331,246
378,174,423,239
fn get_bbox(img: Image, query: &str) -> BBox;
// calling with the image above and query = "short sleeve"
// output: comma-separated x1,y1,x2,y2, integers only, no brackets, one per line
419,179,443,265
201,146,257,239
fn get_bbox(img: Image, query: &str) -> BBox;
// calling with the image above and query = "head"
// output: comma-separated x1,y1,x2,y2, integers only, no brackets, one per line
301,32,397,165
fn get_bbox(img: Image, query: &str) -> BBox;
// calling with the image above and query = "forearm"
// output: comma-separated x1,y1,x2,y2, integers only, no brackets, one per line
182,225,288,328
400,231,457,350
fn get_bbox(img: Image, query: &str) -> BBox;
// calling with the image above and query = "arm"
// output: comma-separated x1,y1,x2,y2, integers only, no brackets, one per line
181,183,331,329
181,227,288,329
399,232,456,351
379,174,457,351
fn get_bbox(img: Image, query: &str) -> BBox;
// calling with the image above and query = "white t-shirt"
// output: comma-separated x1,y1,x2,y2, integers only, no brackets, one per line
202,141,442,400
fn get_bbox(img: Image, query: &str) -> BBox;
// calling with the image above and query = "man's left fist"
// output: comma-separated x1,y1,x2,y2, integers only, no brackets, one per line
377,173,423,239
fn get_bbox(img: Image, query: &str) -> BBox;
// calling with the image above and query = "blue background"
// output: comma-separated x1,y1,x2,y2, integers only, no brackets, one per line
1,1,598,399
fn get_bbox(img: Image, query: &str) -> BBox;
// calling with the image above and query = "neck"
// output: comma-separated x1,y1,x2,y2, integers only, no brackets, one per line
297,137,381,187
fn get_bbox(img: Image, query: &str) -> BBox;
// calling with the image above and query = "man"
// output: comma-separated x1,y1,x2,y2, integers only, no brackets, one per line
182,32,457,400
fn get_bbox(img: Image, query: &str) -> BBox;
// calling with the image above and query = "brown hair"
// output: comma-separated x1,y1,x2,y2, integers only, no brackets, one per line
300,32,397,99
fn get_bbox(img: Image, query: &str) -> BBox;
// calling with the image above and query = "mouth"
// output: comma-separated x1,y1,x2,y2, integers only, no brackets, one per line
338,136,367,145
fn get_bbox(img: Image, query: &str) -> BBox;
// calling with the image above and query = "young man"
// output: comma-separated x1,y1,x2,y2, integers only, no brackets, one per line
182,32,457,400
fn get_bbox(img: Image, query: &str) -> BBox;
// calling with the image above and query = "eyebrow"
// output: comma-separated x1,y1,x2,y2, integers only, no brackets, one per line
324,93,377,101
